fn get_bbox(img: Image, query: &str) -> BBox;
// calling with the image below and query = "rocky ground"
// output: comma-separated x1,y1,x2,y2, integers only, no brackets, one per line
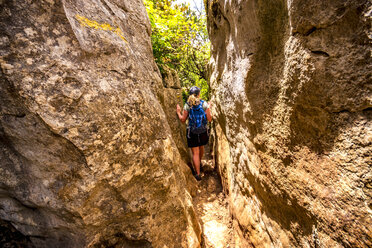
192,144,248,248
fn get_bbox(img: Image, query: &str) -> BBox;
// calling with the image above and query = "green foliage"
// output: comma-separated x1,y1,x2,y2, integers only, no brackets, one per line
144,0,210,101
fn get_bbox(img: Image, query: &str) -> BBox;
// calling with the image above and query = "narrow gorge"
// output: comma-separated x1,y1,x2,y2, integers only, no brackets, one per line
0,0,371,248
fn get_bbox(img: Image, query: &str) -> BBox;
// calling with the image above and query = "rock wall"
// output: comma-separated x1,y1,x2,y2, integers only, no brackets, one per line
0,0,200,247
207,0,371,247
159,66,192,167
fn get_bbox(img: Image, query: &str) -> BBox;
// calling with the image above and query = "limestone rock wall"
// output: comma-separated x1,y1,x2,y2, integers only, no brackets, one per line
207,0,371,247
159,66,192,168
0,0,200,247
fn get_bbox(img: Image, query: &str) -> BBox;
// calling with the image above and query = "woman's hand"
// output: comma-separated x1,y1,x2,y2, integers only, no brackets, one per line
176,104,181,114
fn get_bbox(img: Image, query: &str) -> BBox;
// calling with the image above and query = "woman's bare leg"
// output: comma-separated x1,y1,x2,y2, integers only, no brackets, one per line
199,146,204,165
191,147,200,175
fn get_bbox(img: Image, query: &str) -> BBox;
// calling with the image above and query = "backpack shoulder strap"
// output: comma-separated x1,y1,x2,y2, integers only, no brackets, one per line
185,102,191,112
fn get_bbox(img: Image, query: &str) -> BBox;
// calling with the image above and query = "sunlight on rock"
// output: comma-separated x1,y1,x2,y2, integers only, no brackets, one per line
203,219,228,248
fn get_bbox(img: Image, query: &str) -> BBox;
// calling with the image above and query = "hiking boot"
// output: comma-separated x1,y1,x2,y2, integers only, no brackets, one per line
195,174,202,181
188,162,197,176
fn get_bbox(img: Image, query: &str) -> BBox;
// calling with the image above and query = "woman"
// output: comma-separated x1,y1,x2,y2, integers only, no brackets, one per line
176,86,212,181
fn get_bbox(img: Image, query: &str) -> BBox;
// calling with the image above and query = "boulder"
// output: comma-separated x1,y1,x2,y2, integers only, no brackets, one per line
207,0,371,247
0,0,200,247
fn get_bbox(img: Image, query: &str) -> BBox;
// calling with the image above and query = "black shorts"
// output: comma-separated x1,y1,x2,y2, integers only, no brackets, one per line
186,129,209,148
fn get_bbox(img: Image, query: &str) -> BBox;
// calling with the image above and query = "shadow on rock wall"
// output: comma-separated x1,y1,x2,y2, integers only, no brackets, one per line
208,0,371,246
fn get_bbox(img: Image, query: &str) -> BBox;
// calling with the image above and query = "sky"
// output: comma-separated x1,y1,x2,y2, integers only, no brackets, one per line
174,0,205,12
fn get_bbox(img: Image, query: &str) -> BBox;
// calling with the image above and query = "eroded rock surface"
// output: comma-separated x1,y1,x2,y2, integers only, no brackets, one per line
207,0,371,247
0,0,200,247
159,66,193,169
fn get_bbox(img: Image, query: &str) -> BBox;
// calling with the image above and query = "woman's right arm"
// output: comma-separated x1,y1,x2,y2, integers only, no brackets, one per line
177,104,189,123
206,101,213,122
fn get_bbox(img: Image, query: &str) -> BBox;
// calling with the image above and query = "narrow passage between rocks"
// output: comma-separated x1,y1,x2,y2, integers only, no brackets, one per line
192,144,246,248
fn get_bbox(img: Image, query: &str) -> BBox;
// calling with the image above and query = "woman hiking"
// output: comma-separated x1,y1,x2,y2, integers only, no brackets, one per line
176,86,212,181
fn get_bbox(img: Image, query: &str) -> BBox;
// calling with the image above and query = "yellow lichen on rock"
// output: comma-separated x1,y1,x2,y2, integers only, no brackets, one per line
75,14,128,43
0,0,200,247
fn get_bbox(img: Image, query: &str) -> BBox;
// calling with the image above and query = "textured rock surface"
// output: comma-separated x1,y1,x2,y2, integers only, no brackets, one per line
0,0,200,247
159,66,192,168
207,0,371,247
